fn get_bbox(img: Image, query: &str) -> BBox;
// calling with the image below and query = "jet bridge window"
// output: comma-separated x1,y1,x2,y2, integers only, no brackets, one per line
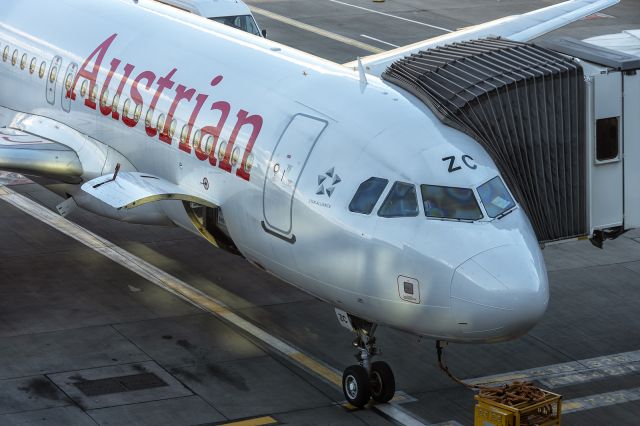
596,117,619,162
378,181,419,218
421,185,482,221
477,177,516,218
349,177,388,214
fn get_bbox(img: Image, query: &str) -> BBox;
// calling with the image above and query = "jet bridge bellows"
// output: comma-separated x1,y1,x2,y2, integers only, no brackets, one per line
382,38,586,242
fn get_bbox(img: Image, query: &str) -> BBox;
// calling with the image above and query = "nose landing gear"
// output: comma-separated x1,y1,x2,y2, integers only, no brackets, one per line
336,310,395,408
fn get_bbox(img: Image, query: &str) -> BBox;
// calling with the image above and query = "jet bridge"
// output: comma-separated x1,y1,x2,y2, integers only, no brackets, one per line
382,37,640,244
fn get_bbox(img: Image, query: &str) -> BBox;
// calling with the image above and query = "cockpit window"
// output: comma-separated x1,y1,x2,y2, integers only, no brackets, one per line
210,15,261,36
378,182,419,218
477,176,516,218
349,177,388,214
421,185,483,221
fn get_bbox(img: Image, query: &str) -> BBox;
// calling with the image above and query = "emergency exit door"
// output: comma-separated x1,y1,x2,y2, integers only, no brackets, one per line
263,114,328,239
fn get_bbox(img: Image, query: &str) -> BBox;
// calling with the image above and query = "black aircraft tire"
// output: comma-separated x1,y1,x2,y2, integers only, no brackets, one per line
370,361,395,403
343,365,370,408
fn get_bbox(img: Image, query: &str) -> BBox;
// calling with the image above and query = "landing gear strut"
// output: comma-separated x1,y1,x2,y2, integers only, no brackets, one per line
337,310,395,407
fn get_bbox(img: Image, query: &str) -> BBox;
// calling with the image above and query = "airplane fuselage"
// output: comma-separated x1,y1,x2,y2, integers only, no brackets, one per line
0,0,549,343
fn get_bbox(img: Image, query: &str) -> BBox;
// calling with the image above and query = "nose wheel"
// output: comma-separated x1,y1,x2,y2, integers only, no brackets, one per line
337,311,396,407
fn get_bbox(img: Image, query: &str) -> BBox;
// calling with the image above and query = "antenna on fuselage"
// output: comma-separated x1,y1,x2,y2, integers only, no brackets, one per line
357,57,368,91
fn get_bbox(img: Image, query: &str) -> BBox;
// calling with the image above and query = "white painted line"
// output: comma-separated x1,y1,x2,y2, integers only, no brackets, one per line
563,386,640,414
0,185,426,426
249,6,383,53
375,403,428,426
330,0,453,33
360,34,399,48
466,349,640,388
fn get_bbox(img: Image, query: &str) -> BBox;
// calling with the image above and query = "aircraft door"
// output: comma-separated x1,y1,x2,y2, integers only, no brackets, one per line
262,114,328,241
46,56,62,105
61,62,78,112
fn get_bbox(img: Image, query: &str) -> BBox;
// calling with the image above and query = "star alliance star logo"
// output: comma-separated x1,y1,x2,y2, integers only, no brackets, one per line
316,167,341,197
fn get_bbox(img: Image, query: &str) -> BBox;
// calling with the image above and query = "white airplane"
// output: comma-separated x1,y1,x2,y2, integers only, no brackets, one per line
0,0,619,407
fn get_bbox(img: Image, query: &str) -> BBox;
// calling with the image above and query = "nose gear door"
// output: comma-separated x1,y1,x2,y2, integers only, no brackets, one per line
262,113,327,241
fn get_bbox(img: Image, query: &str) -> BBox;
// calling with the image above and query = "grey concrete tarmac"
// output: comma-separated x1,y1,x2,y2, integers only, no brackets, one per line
2,0,640,425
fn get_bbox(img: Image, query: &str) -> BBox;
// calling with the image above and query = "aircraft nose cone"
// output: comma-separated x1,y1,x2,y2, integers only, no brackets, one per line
451,245,548,340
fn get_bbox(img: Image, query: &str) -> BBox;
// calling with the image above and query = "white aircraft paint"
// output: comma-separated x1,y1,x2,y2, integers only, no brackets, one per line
0,0,619,406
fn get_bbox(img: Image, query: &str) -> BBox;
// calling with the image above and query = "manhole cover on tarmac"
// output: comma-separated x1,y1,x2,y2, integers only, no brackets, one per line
74,373,168,397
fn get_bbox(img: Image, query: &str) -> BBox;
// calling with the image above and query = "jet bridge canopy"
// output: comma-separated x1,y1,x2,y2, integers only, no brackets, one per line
382,38,586,242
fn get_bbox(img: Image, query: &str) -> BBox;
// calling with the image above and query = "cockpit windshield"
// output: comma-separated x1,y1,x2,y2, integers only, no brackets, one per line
477,176,516,218
378,182,419,218
210,15,261,36
421,185,483,221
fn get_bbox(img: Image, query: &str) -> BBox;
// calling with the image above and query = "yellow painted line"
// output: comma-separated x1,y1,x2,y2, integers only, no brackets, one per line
0,185,342,389
218,416,278,426
0,185,430,426
290,351,342,387
249,6,383,54
467,373,529,386
562,401,584,411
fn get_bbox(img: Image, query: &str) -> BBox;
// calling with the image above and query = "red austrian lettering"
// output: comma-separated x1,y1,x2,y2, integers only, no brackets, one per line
99,58,121,116
196,101,230,165
179,93,208,154
160,84,195,145
229,110,263,180
145,68,177,137
123,70,155,128
68,33,118,109
112,63,135,121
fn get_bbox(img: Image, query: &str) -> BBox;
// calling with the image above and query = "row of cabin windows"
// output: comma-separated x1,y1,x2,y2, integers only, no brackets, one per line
74,81,253,173
2,44,49,80
1,42,254,174
349,176,516,221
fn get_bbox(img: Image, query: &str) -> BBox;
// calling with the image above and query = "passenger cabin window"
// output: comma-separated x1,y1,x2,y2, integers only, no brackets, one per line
596,117,619,161
421,185,482,221
378,181,419,218
477,177,516,218
349,177,388,214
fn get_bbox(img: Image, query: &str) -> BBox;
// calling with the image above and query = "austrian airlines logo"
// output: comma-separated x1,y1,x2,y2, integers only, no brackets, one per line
316,167,341,198
67,34,263,182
